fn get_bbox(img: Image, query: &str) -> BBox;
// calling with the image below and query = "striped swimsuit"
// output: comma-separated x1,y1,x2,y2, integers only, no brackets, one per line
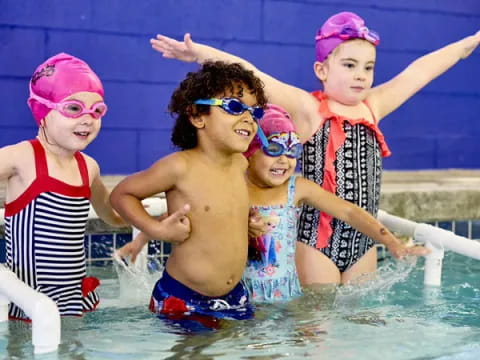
4,139,99,319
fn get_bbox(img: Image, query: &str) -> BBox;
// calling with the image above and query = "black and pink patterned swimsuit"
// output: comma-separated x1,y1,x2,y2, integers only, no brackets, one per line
297,91,391,272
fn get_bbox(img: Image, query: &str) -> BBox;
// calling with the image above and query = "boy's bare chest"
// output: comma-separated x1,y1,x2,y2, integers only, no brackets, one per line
182,167,248,217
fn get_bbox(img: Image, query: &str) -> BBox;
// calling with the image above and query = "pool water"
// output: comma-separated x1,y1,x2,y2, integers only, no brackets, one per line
1,252,480,360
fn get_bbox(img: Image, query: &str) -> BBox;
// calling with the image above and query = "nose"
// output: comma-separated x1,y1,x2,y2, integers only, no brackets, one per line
276,154,289,164
355,69,367,81
355,73,365,81
242,111,255,124
80,114,95,124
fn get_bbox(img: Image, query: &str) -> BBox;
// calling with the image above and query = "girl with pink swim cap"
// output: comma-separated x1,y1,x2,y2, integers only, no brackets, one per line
0,53,130,320
150,13,480,286
242,104,427,303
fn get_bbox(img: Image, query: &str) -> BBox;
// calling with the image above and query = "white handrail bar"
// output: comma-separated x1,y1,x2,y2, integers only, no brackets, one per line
378,210,480,286
0,264,61,354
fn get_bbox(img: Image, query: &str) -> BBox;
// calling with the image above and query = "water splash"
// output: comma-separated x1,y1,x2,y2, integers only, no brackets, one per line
112,251,163,307
335,256,418,306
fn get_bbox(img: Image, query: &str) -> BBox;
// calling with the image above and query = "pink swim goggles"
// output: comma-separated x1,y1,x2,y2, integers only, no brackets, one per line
29,90,108,120
315,12,380,62
315,25,380,45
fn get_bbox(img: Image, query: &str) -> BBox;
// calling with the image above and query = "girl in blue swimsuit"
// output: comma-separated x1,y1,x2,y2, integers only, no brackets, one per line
242,105,427,302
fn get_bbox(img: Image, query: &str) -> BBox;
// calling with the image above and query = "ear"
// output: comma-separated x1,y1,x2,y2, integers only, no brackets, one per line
313,61,328,82
190,115,205,129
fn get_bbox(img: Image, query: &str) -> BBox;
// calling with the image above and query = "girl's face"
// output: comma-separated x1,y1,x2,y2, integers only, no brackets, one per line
314,39,376,105
41,91,103,153
247,150,297,188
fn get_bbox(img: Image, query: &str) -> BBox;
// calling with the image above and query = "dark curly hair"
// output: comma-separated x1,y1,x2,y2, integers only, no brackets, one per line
169,61,267,150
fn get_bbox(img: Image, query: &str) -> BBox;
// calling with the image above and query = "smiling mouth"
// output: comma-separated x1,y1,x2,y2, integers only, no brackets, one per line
235,129,251,137
270,168,287,176
74,131,90,137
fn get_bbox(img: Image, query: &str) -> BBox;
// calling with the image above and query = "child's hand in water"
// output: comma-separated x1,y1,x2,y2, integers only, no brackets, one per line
460,30,480,59
404,245,431,257
115,213,169,263
248,208,267,238
116,238,146,264
387,241,430,260
150,33,198,62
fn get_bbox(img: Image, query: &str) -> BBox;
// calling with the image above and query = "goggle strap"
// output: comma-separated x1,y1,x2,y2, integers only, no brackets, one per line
194,99,222,106
256,126,269,148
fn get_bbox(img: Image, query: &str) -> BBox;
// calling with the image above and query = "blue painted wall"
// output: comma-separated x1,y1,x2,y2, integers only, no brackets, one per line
0,0,479,172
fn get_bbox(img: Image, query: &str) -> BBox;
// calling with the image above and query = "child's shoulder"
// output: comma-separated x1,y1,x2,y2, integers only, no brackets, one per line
149,150,190,176
2,140,34,156
77,151,100,178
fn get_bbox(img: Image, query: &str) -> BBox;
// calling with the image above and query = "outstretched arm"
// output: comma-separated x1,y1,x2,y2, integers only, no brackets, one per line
369,30,480,121
295,177,429,259
150,33,319,141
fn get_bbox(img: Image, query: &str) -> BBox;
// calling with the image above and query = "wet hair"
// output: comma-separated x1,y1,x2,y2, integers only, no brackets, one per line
169,61,267,150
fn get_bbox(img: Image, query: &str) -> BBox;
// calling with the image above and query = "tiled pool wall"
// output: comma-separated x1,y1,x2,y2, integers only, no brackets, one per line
0,220,479,265
0,232,172,266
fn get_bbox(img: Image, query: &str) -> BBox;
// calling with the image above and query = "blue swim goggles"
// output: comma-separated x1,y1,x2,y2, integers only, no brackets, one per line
194,97,269,147
263,132,303,159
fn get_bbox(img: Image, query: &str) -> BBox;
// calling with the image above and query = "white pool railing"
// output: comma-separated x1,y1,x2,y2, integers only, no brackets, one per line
378,210,480,286
0,197,167,355
0,264,61,354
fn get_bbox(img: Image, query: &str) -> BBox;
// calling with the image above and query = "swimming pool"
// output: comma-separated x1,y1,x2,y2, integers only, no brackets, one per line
1,251,479,360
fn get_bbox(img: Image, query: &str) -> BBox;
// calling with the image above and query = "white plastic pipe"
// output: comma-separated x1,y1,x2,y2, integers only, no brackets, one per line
0,292,8,322
377,210,417,237
423,241,444,287
0,264,60,354
414,223,480,260
378,210,480,286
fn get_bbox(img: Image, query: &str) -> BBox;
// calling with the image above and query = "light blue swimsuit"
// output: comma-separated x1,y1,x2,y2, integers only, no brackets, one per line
243,176,302,302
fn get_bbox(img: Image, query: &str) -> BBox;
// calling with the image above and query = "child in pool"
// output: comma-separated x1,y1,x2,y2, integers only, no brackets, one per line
242,104,428,302
150,12,480,285
110,61,267,327
0,53,128,320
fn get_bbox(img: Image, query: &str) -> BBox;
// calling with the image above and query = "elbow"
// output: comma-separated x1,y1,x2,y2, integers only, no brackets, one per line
109,186,123,212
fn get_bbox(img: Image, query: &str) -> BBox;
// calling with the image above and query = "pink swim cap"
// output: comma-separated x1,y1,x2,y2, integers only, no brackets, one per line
244,104,297,158
315,12,380,62
28,53,104,125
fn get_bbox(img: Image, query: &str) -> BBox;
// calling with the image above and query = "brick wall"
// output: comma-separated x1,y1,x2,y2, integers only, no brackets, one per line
1,0,479,172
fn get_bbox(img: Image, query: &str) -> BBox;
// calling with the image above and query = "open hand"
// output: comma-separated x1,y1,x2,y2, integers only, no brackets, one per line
461,30,480,59
387,241,430,260
150,33,198,62
116,240,144,264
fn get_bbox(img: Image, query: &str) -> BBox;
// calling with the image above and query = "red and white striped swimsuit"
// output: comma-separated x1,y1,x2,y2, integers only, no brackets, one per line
4,139,99,320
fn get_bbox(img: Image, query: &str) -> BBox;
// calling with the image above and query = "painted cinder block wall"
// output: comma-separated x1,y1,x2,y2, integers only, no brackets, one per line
1,0,479,173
